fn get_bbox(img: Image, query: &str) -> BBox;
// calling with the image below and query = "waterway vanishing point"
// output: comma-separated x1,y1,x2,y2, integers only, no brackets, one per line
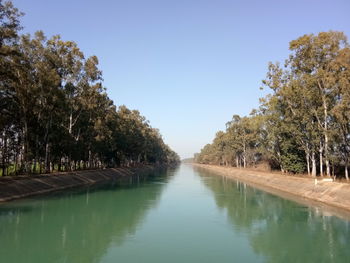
0,164,350,263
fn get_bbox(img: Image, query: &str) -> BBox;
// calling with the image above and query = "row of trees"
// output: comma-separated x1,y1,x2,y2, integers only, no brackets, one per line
195,31,350,179
0,1,179,176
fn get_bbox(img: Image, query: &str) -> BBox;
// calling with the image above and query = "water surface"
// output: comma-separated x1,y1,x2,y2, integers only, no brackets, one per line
1,164,350,263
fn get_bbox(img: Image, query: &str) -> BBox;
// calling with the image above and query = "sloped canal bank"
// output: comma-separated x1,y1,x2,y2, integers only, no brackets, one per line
0,164,349,263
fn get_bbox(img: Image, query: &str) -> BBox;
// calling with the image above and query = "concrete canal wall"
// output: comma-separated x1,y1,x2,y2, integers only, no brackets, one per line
0,165,162,202
193,163,350,213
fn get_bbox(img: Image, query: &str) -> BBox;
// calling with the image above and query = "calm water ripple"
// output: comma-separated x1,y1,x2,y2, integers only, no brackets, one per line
0,164,349,263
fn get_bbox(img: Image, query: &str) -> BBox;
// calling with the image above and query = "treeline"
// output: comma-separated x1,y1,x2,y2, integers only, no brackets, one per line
0,1,179,176
195,31,350,179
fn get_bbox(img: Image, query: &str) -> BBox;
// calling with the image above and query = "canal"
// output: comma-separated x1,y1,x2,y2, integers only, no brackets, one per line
1,164,350,263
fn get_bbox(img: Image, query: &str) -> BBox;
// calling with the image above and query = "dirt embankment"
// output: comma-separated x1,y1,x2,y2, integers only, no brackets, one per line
193,163,350,213
0,166,163,202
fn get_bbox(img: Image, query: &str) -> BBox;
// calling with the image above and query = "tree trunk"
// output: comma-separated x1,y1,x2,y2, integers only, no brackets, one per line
14,152,18,176
34,133,39,174
1,132,6,176
325,140,330,176
345,160,349,181
137,154,141,163
243,141,246,168
325,157,330,176
322,94,331,177
44,116,51,173
65,157,69,171
23,120,29,173
45,142,50,173
311,151,317,177
88,149,92,168
306,152,310,176
319,143,323,177
69,112,73,134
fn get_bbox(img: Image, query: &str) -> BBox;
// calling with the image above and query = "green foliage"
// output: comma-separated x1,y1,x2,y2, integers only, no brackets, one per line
280,153,305,174
196,31,350,178
0,1,179,176
279,140,305,174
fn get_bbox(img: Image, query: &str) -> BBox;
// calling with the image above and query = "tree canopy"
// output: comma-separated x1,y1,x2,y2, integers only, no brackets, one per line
195,31,350,179
0,0,179,176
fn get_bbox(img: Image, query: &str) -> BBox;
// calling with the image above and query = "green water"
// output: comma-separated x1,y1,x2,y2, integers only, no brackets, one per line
1,165,350,263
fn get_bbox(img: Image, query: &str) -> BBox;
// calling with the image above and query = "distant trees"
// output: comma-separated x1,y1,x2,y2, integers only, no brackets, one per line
195,31,350,179
0,1,179,176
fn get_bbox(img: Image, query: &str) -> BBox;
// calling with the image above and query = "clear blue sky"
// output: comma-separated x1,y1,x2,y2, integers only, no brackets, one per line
14,0,350,159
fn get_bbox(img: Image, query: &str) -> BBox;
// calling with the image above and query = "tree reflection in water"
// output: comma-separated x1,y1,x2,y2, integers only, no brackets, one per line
0,171,173,263
196,168,350,263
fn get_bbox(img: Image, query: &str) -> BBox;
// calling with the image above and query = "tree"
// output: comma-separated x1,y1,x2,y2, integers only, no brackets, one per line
0,0,23,175
195,31,350,178
0,1,179,175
